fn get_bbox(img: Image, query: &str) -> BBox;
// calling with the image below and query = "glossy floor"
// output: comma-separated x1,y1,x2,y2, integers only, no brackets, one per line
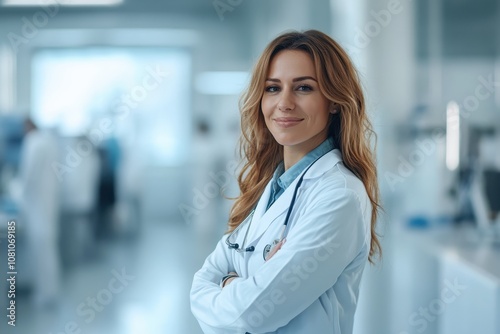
0,217,221,334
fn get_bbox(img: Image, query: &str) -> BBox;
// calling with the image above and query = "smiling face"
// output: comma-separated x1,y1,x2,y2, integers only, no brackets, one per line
261,50,332,166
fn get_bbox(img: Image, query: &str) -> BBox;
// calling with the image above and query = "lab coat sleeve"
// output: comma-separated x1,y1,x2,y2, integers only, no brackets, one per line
190,234,241,333
193,188,369,333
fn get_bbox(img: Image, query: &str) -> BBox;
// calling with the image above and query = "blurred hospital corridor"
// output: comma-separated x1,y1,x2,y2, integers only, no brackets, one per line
1,0,500,333
0,212,223,334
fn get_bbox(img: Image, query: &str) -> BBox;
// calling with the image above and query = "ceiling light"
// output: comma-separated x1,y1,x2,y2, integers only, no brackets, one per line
2,0,123,6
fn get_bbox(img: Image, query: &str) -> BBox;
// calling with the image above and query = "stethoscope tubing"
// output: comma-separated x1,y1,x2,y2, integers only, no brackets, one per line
226,150,330,253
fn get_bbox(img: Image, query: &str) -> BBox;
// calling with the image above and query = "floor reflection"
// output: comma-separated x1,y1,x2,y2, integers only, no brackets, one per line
0,218,216,334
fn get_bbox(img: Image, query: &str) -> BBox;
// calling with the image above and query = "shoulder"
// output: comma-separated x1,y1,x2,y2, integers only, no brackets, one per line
302,156,371,223
306,151,367,198
324,162,367,197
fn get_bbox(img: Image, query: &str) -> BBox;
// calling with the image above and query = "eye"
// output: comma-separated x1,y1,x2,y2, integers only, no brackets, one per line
265,85,280,93
297,84,313,91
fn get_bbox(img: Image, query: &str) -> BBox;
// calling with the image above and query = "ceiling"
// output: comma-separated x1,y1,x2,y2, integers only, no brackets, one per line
0,0,224,17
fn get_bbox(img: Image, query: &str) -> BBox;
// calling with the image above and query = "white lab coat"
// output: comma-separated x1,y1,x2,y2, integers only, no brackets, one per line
190,149,372,334
19,129,61,305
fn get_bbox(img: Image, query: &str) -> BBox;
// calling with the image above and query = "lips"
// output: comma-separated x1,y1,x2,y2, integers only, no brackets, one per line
273,117,304,128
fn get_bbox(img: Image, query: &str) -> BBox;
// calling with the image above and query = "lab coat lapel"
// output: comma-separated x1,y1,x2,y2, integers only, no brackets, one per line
246,178,295,244
246,149,343,245
242,149,344,246
231,181,273,248
251,181,271,225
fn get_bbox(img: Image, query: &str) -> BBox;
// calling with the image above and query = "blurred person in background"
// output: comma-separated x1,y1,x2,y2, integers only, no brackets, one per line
96,135,120,239
59,135,100,265
191,30,381,334
18,118,61,308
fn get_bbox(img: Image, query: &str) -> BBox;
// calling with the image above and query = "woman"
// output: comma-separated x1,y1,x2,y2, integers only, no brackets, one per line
190,29,381,334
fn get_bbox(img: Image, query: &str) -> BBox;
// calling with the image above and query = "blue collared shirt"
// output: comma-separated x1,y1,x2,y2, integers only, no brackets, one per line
266,137,335,211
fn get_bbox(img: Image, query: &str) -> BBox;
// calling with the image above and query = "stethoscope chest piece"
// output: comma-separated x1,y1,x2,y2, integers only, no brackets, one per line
263,239,281,261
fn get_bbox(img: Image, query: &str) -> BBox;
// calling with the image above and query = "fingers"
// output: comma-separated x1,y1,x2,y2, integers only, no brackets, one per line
223,276,237,287
222,271,239,288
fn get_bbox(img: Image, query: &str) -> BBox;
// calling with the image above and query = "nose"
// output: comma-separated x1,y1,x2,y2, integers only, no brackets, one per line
277,90,294,112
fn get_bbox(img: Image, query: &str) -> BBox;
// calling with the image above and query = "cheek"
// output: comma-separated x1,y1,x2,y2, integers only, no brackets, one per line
261,97,273,118
318,109,331,123
307,101,330,123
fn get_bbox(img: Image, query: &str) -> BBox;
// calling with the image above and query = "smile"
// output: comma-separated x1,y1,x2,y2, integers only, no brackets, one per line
273,117,304,128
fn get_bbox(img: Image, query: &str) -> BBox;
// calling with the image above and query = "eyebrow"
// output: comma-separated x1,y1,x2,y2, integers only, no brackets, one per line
265,76,317,82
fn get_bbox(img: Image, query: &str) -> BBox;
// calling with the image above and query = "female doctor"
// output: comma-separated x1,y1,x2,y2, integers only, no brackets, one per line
190,30,381,334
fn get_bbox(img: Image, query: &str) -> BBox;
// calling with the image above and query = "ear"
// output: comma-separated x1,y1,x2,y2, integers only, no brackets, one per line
329,103,339,114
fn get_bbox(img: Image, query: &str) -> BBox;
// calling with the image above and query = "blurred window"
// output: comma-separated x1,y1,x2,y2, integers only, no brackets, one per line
31,48,191,165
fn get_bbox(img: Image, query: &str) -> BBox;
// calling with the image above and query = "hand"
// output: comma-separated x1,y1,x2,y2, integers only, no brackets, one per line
265,238,286,262
222,271,238,288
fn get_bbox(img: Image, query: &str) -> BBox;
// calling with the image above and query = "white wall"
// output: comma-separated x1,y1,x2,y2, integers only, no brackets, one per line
246,0,332,59
329,0,418,333
0,10,252,222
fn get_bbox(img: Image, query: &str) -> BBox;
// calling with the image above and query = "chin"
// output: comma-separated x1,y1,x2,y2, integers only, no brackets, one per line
272,135,302,147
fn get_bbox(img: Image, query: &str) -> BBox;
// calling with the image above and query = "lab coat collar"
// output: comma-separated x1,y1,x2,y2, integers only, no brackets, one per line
245,149,343,245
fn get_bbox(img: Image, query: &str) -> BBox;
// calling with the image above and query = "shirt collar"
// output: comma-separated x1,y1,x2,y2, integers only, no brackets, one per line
272,137,335,191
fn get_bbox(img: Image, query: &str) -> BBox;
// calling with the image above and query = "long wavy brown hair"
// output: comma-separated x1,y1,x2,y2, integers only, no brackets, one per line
226,30,381,263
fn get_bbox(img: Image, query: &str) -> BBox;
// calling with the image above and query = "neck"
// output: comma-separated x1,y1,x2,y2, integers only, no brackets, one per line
283,149,304,171
283,132,328,171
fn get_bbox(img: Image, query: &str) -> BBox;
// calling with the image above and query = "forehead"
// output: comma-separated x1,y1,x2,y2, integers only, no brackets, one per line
267,50,316,78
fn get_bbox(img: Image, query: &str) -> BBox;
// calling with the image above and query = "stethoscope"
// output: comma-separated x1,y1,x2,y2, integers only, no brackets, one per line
225,152,328,261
